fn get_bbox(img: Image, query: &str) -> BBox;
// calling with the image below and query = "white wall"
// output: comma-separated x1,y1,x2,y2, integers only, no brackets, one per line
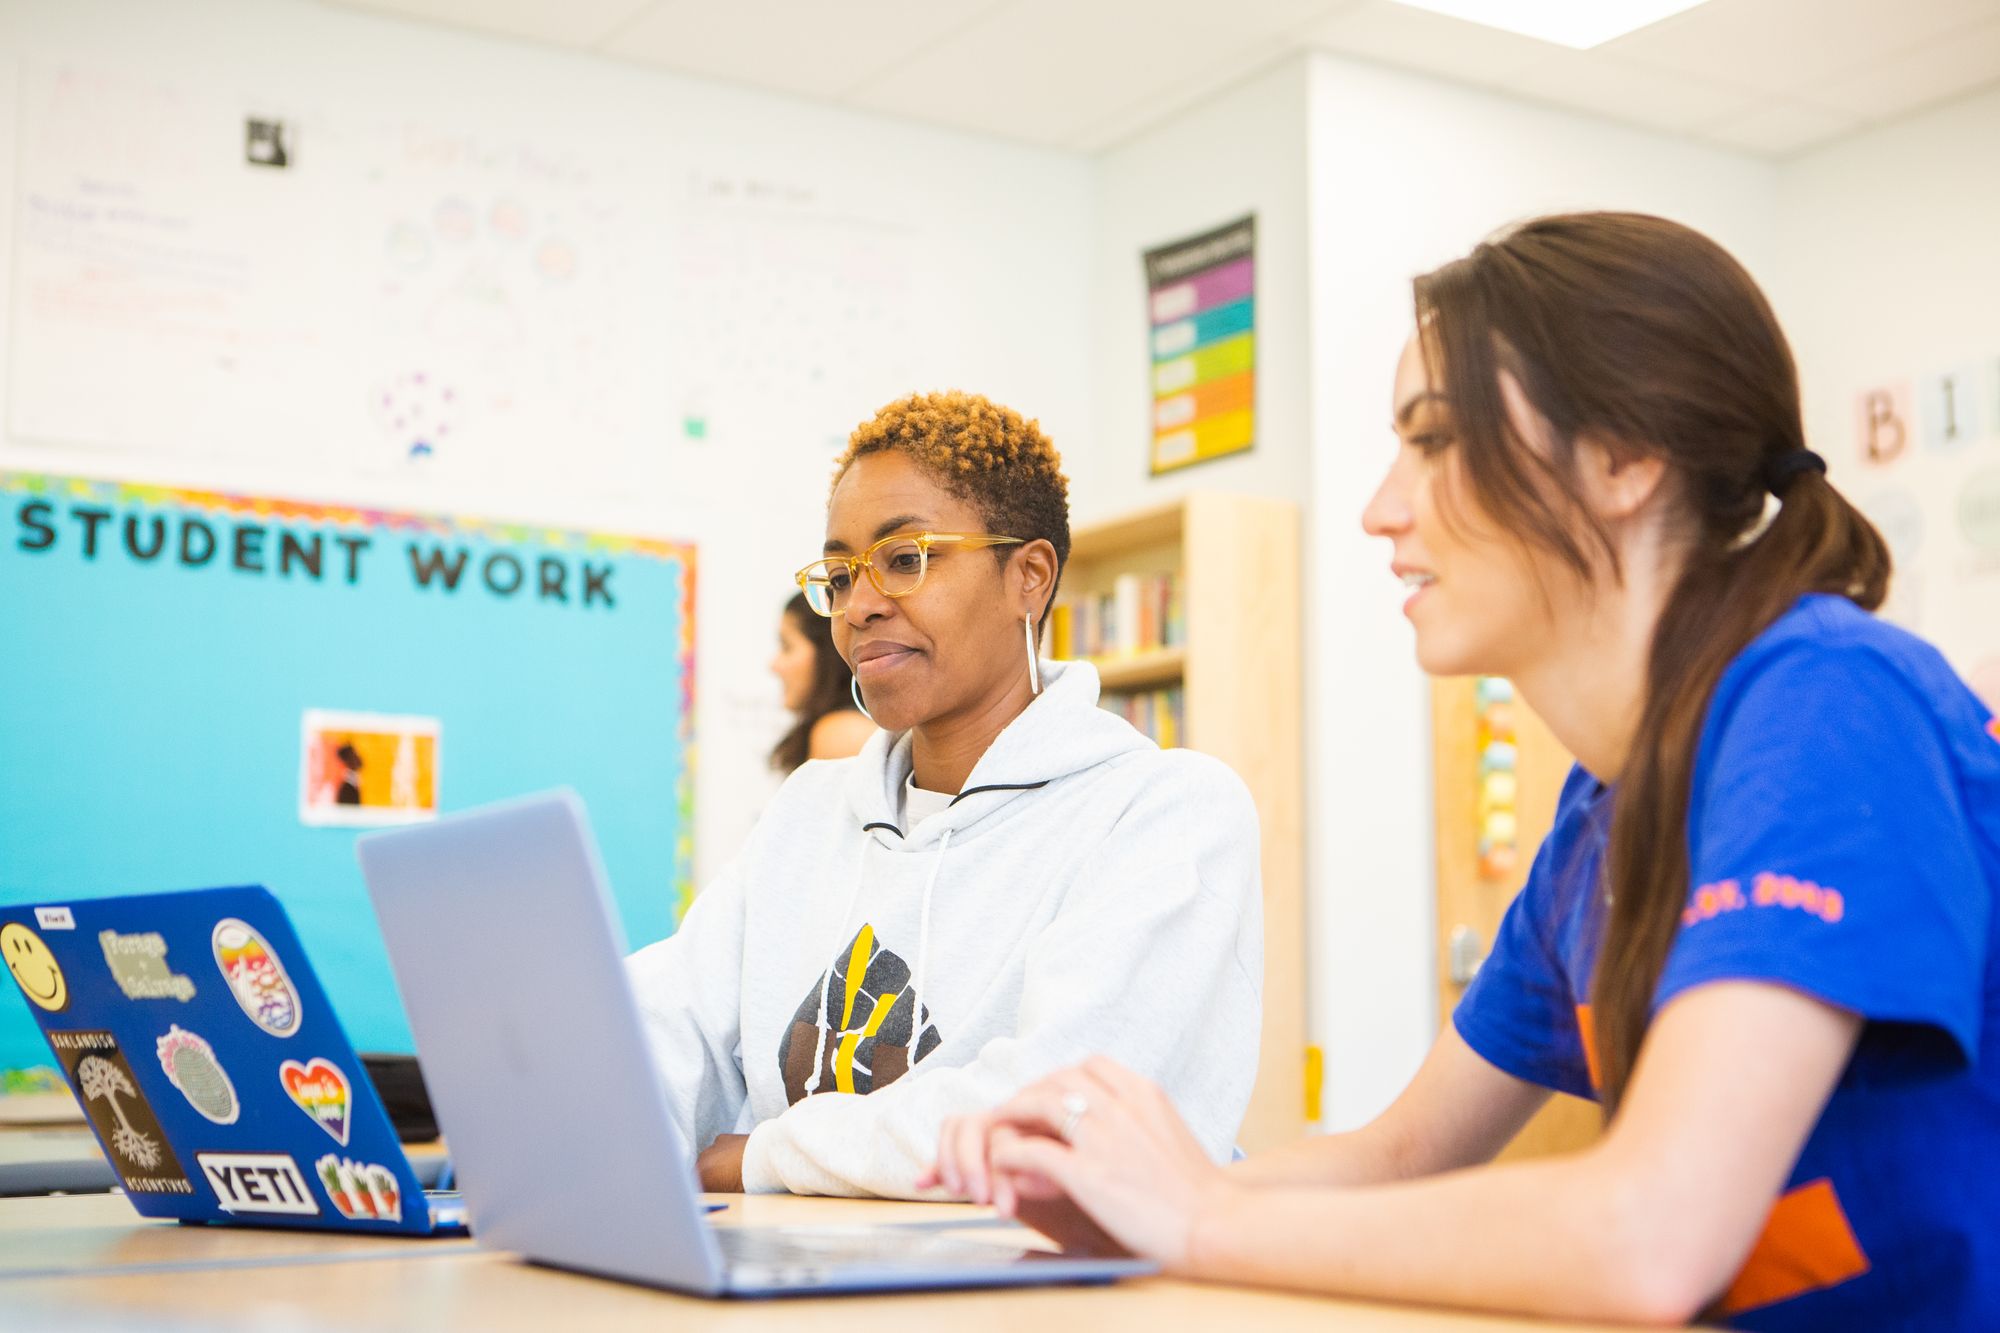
1091,47,1995,1136
1774,85,2000,705
1303,54,1781,1129
0,0,1093,897
1081,58,1312,522
9,0,1985,1111
1072,48,1792,1129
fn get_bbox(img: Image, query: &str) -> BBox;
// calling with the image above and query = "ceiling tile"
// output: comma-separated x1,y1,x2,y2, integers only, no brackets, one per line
1303,0,1563,90
848,0,1338,146
322,0,2000,159
1503,48,1761,132
1698,98,1865,154
1803,17,2000,120
1071,40,1299,150
325,0,656,48
601,0,1003,101
1604,0,2000,95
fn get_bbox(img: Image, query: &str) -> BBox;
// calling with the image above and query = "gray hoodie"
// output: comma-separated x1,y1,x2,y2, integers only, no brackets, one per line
626,658,1264,1197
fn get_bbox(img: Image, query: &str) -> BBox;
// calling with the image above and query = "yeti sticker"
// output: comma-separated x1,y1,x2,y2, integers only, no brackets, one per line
197,1152,320,1216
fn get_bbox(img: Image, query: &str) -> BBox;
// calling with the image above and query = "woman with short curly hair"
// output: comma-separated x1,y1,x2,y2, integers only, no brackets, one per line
628,390,1264,1198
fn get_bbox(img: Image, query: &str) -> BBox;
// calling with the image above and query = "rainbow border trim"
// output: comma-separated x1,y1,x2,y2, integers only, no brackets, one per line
1,470,699,918
0,471,695,559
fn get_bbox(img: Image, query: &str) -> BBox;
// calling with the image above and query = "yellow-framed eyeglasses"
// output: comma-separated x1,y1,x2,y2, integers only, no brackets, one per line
795,532,1024,617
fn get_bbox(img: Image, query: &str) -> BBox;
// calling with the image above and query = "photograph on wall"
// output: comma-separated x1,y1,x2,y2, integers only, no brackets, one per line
299,710,440,827
1145,214,1255,475
1848,356,2000,711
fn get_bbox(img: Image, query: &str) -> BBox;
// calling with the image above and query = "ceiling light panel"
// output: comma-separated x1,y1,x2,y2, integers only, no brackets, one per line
1383,0,1713,49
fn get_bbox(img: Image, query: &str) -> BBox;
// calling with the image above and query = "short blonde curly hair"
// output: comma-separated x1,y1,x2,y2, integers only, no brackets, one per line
834,391,1071,602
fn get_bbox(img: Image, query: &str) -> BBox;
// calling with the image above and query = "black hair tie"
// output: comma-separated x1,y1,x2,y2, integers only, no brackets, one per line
1764,448,1826,495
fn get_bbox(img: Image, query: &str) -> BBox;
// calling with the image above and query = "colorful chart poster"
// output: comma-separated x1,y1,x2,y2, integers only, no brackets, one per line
1145,216,1255,475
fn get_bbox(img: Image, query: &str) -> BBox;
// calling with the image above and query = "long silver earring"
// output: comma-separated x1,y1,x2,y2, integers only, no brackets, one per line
850,675,874,721
1023,615,1042,696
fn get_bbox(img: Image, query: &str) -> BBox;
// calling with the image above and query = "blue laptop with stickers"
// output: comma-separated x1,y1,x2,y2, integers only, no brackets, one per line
0,887,466,1235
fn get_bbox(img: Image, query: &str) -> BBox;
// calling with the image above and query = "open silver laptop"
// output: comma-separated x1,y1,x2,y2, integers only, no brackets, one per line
354,790,1154,1297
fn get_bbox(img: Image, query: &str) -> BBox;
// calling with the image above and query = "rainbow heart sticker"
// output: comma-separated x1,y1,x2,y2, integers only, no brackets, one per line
279,1057,351,1146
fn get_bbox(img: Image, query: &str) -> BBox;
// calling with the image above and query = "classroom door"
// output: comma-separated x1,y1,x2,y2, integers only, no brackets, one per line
1430,677,1601,1160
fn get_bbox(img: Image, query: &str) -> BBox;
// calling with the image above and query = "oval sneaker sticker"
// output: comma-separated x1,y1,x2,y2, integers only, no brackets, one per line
157,1025,239,1125
2,922,68,1012
212,918,302,1037
279,1057,352,1145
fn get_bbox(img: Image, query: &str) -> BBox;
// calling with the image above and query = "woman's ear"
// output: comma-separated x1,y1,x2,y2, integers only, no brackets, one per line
1579,437,1668,523
1013,539,1060,619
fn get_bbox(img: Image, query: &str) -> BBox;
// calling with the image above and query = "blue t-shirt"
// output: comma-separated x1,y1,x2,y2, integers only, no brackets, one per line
1454,594,1999,1330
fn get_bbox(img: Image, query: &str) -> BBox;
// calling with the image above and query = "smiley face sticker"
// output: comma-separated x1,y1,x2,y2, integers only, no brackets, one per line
2,922,68,1012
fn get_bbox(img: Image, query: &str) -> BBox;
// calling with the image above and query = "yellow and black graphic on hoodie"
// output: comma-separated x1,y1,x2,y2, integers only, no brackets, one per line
780,924,941,1104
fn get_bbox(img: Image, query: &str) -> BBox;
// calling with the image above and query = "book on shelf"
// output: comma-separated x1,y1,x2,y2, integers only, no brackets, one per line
1049,572,1183,661
1101,686,1185,748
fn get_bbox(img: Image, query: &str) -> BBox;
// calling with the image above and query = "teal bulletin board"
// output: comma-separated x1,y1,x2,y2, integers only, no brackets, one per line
0,472,695,1072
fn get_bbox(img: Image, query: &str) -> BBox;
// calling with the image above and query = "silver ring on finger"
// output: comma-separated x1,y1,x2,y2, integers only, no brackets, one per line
1057,1091,1089,1143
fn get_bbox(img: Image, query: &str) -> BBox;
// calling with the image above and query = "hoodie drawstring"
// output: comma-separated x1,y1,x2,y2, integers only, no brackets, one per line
802,824,953,1096
907,826,951,1072
803,834,874,1097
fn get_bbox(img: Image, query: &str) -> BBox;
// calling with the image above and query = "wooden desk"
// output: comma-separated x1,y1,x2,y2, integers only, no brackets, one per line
0,1192,476,1278
2,1192,1639,1331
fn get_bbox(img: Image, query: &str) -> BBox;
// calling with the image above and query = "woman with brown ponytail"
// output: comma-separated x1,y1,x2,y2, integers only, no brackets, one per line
768,591,873,772
923,213,2000,1329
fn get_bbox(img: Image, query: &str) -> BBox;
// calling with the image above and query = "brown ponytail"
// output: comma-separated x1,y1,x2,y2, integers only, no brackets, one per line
771,592,858,773
1413,213,1891,1115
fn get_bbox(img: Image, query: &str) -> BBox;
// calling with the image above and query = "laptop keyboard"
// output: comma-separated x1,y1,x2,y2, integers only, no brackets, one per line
716,1224,1034,1275
424,1190,468,1230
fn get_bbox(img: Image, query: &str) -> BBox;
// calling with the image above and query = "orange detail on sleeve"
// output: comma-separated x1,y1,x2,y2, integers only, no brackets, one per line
1719,1178,1872,1316
1986,717,2000,744
1574,1003,1601,1092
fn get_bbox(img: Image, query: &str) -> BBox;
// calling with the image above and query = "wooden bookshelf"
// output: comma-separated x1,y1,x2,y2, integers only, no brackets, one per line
1056,493,1305,1152
1431,679,1601,1161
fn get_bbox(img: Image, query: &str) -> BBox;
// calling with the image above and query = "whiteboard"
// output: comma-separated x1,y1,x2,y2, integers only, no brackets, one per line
8,62,679,488
9,63,339,464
